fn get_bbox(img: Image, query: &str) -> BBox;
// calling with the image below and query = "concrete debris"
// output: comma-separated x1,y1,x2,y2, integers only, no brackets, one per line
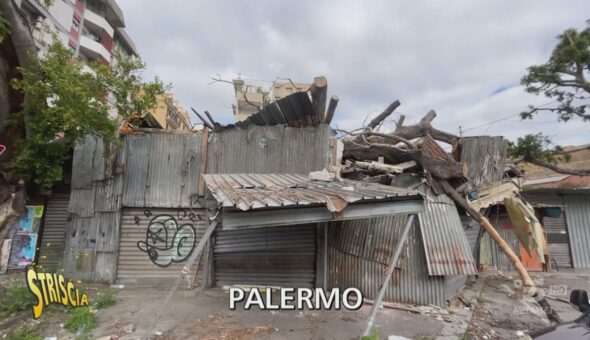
120,323,135,334
308,169,336,181
387,336,412,340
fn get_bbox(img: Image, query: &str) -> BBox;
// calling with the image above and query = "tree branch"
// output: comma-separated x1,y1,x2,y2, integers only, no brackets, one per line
524,157,590,176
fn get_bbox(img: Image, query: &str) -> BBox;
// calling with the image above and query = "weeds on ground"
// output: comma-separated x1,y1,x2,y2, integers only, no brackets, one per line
361,330,380,340
0,280,36,317
93,291,116,309
476,295,487,304
447,307,456,315
5,328,43,340
459,331,473,340
4,320,46,340
64,306,97,340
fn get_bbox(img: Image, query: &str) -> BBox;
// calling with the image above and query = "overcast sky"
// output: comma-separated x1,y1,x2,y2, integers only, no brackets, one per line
118,1,590,146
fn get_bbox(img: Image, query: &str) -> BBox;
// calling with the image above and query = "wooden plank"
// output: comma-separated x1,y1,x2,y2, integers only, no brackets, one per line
198,128,209,197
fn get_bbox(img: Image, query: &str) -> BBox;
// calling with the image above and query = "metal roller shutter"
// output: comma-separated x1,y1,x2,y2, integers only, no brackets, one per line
214,224,316,288
117,208,206,286
38,195,69,271
544,211,573,268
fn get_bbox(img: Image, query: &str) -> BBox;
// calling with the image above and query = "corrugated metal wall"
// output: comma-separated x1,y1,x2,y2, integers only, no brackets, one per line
418,193,477,276
522,192,564,207
122,133,202,208
479,213,519,271
214,225,316,288
207,125,333,174
63,136,124,282
564,194,590,268
117,208,206,286
458,136,507,188
328,215,446,307
461,216,482,256
544,210,572,268
38,195,70,271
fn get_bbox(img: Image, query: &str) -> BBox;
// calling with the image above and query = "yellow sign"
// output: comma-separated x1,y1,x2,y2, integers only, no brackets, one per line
33,206,44,218
26,269,89,319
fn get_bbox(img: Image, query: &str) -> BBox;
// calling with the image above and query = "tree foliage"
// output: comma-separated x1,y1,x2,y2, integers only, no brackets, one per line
0,10,10,44
94,49,168,123
9,41,166,190
507,133,569,163
510,21,590,176
521,25,590,121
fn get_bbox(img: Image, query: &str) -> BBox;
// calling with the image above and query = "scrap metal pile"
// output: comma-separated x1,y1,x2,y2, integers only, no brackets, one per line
328,98,560,323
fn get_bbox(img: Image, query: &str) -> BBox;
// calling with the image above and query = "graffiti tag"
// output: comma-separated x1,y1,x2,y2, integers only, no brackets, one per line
137,214,197,267
0,145,6,157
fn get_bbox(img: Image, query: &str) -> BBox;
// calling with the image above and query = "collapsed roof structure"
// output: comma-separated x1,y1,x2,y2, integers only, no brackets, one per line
28,75,563,326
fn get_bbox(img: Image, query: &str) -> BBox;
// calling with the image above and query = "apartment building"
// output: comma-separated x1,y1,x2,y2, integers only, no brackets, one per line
142,93,192,131
15,0,138,64
232,78,311,122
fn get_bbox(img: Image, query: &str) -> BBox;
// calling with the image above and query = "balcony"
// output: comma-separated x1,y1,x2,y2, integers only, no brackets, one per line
83,9,114,37
79,35,111,63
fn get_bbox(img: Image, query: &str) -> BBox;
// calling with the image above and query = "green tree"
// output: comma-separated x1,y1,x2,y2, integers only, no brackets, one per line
509,21,590,176
0,10,10,44
94,49,168,122
9,41,166,190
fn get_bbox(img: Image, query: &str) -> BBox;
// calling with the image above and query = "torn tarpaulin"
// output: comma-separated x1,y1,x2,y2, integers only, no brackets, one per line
504,196,547,263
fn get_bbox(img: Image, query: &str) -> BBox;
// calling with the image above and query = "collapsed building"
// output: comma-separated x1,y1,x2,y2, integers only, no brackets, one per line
7,79,588,311
21,90,476,308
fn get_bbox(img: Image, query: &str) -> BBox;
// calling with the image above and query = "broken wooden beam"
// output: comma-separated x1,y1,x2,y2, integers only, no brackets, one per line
354,160,403,174
310,76,328,116
204,110,216,125
323,95,339,124
438,179,562,324
191,108,213,130
395,160,418,170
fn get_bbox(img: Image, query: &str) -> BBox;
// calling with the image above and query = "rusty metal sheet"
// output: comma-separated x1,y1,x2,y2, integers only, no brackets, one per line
203,174,421,212
328,215,448,306
418,188,478,276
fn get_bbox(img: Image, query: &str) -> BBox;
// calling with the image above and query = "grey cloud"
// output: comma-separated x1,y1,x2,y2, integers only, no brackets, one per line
118,0,590,145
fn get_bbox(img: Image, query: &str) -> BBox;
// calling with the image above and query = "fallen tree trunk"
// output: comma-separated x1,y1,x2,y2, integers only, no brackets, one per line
393,110,459,145
342,142,466,180
310,76,328,116
323,95,339,124
368,99,401,130
354,161,403,174
439,179,561,324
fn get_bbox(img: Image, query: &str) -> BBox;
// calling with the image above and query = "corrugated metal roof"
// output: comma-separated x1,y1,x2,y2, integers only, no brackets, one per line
203,173,420,212
420,135,454,161
221,92,321,130
523,175,570,186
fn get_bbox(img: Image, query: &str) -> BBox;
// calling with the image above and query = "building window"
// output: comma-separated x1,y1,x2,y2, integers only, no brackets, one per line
167,106,180,127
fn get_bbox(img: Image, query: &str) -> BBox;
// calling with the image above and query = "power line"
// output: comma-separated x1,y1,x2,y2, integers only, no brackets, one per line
460,100,558,133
